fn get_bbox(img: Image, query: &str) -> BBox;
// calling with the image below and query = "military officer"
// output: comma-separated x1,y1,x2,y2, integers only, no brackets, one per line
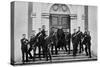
34,28,42,60
77,27,84,53
41,25,47,57
65,29,71,54
20,34,29,63
72,29,78,56
44,31,52,61
50,27,57,55
28,31,36,59
83,30,92,58
41,25,46,37
56,27,67,52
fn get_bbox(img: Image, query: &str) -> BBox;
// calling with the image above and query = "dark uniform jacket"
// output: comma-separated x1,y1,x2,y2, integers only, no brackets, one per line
86,35,91,45
50,31,56,43
30,35,36,47
41,29,46,37
72,33,78,44
37,29,46,47
76,31,83,42
41,29,46,43
83,32,91,45
34,32,42,47
57,29,65,40
21,38,29,52
66,32,71,41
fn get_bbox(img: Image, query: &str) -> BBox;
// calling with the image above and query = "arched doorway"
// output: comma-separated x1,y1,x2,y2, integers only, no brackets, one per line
49,4,71,33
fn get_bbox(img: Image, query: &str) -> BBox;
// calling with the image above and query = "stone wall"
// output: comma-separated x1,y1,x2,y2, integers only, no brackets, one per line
88,6,97,56
14,1,28,62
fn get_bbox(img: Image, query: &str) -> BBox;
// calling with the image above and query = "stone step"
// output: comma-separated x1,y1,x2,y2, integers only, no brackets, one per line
22,54,97,64
29,50,86,58
14,50,97,65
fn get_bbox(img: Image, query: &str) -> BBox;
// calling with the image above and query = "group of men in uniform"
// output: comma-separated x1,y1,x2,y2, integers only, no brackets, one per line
20,25,52,63
20,25,92,63
49,26,92,58
49,27,71,55
72,27,91,58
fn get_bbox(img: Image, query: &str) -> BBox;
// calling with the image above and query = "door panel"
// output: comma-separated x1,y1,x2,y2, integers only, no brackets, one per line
51,16,58,25
61,15,70,29
50,14,70,32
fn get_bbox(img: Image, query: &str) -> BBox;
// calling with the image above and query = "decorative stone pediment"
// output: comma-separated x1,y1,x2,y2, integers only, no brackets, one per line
50,4,70,14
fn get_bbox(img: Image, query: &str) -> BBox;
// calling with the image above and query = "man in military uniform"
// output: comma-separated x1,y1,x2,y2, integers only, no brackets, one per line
44,31,52,61
28,31,36,59
82,30,92,58
50,27,57,55
77,27,84,53
41,25,46,37
41,25,47,58
34,28,42,60
20,34,29,63
72,29,78,56
65,29,71,54
56,27,67,53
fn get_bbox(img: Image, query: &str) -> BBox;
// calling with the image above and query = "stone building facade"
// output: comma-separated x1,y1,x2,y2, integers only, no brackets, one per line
12,1,97,63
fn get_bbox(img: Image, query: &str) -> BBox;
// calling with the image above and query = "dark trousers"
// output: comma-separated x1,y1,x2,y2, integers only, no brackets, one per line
63,40,68,52
45,47,52,61
33,42,42,60
64,44,68,52
41,41,46,58
42,46,46,58
33,46,37,61
67,40,70,54
51,42,57,54
79,40,84,53
85,43,91,58
21,49,28,62
73,43,78,56
55,45,58,55
38,45,42,60
56,40,67,54
28,46,33,58
51,44,54,54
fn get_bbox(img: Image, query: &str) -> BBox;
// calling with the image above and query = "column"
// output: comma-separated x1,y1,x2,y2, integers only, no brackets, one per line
84,6,88,30
28,2,33,38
